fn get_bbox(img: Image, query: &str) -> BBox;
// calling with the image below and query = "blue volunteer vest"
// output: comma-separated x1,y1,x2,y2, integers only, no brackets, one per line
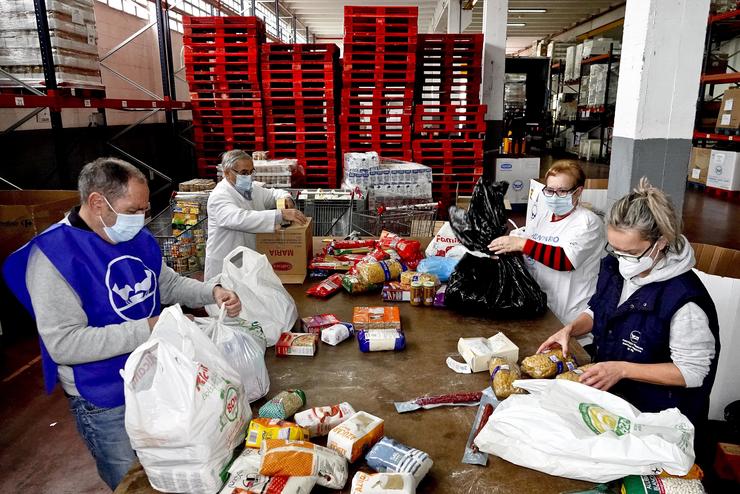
3,222,162,408
589,255,720,427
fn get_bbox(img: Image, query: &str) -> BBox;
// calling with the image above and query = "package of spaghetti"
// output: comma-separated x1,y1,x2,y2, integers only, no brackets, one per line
521,349,578,378
343,274,383,295
350,472,415,494
356,259,404,285
489,357,526,400
245,418,309,448
556,363,596,382
260,439,348,489
306,273,344,298
365,437,433,487
294,402,356,437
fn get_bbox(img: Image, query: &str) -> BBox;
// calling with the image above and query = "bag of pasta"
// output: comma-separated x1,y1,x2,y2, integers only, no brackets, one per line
489,357,527,400
521,349,577,379
342,274,383,295
356,259,404,285
556,363,595,382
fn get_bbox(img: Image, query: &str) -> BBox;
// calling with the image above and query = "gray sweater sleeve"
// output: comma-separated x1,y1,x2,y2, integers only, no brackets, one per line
26,246,152,366
158,260,217,307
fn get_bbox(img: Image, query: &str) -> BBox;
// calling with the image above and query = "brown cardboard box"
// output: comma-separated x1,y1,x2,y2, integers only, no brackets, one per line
0,190,79,263
255,218,313,284
715,87,740,130
688,147,711,185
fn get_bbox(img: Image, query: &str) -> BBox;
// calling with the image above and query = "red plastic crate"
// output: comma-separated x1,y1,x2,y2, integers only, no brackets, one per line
412,140,484,161
413,104,486,134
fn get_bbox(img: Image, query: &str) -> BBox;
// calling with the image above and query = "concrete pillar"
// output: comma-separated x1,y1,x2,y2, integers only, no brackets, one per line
447,0,461,34
481,0,508,147
609,0,709,210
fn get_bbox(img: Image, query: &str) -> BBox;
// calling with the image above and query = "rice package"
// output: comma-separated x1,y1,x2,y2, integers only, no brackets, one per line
260,439,348,489
489,357,526,400
365,437,433,487
294,402,356,437
245,418,309,448
621,475,706,494
350,472,415,494
357,329,406,352
521,349,577,378
327,411,385,462
556,363,596,382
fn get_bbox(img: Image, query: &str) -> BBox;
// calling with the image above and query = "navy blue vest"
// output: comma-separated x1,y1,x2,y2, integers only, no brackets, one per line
589,255,720,426
3,222,162,408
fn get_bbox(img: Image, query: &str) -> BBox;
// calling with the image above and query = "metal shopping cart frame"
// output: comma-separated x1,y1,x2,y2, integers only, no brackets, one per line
288,188,365,237
352,202,440,237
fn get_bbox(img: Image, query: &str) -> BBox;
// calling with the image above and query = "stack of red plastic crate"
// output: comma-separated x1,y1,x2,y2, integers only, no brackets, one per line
340,6,418,161
412,34,486,205
184,16,266,178
262,44,340,188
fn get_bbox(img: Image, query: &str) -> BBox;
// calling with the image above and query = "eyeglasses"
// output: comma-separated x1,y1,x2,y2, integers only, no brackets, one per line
542,186,577,198
236,168,255,176
604,240,656,263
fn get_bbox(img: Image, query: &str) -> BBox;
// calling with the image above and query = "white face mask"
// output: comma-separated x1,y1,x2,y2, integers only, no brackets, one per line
616,242,659,280
235,173,253,195
99,196,145,244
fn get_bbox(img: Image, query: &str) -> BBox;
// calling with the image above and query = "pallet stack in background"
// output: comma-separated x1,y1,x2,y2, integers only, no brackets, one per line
412,34,486,210
340,6,418,161
184,16,267,177
262,44,341,188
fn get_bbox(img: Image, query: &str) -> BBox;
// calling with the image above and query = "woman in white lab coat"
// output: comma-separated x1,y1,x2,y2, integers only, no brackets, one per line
204,149,307,280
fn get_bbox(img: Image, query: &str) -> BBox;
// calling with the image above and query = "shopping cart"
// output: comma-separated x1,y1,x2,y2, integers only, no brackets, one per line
147,195,209,275
352,202,440,237
291,188,365,237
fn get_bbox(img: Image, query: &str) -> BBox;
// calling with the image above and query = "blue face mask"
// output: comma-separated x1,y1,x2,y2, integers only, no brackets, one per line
235,174,253,196
543,194,575,216
100,196,145,244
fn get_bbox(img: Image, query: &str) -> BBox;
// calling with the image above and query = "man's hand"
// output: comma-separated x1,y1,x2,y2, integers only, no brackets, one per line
147,316,159,330
282,208,308,225
213,286,241,317
283,196,296,209
488,235,526,255
579,361,627,391
536,324,574,357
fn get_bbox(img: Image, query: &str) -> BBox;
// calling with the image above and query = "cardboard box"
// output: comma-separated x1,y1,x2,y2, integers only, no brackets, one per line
708,149,740,191
688,147,712,185
256,218,313,284
715,88,740,130
301,314,341,334
275,332,318,357
352,306,401,330
495,157,541,204
327,411,384,462
0,190,79,263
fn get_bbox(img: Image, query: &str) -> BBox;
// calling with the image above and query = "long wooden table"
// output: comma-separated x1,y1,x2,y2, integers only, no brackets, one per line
117,283,592,493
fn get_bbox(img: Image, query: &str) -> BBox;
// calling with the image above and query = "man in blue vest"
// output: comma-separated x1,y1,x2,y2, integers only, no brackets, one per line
3,157,242,490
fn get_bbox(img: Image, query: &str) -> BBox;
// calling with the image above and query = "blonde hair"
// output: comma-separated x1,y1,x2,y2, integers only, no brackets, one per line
544,160,586,188
606,177,685,252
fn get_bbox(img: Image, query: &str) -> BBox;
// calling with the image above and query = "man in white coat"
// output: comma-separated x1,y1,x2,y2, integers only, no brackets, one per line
205,149,307,280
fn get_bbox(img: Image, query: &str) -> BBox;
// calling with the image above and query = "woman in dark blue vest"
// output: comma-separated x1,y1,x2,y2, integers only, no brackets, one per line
538,178,720,440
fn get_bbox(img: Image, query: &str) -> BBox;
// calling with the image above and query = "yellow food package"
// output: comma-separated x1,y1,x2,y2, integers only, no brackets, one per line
356,259,403,285
555,363,596,382
520,349,577,378
260,439,348,489
489,357,526,400
400,271,439,290
245,418,308,448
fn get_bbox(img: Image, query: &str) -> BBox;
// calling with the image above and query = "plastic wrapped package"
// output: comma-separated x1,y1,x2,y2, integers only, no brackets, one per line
350,472,416,494
521,349,577,378
260,439,348,489
343,274,383,294
321,323,354,346
356,259,404,284
489,357,526,400
294,402,356,437
394,391,482,413
302,314,341,334
259,390,306,420
245,418,308,448
327,411,385,462
366,437,433,487
357,329,406,352
352,306,401,330
306,273,344,298
378,231,423,264
556,363,595,382
621,475,706,494
221,448,317,494
416,256,460,283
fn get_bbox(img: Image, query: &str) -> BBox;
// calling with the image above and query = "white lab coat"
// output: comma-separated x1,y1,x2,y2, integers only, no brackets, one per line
204,179,289,280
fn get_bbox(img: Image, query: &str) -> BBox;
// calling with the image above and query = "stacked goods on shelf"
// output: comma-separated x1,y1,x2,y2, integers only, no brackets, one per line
412,34,485,208
262,43,340,188
184,16,267,177
0,0,103,88
340,6,418,161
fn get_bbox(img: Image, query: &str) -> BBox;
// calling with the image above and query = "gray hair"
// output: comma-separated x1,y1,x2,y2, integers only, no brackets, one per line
220,149,252,172
606,177,685,252
78,157,146,203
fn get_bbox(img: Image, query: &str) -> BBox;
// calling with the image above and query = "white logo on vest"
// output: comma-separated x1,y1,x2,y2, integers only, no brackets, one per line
105,255,158,321
621,330,644,353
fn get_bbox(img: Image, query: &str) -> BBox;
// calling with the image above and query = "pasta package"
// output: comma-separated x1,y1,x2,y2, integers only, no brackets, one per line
489,357,526,400
555,363,595,382
356,259,404,285
521,349,578,378
260,439,348,489
306,273,344,298
294,402,356,437
343,274,383,294
245,418,309,448
327,411,385,462
350,472,415,494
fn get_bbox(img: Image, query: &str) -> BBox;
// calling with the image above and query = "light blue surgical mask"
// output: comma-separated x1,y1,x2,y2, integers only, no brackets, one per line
99,196,145,244
235,173,253,196
543,194,575,216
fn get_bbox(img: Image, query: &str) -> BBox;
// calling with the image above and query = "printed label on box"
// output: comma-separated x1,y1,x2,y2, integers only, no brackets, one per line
692,168,701,179
721,114,732,126
725,99,734,111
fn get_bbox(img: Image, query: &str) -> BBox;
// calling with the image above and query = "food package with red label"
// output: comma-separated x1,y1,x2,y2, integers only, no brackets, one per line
306,273,344,298
301,313,341,334
275,333,318,357
329,239,377,256
378,231,423,264
309,256,356,272
294,402,356,437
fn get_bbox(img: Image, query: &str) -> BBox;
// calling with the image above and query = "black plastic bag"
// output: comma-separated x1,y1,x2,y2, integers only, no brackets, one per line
449,177,510,252
446,253,547,318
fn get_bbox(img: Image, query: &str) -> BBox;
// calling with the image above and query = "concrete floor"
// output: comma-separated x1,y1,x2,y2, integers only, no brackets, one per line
0,162,738,492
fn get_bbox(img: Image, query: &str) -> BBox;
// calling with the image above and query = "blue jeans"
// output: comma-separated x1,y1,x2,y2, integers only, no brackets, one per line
67,394,137,491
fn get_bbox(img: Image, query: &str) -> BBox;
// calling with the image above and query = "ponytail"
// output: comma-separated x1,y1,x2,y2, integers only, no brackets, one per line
606,177,685,252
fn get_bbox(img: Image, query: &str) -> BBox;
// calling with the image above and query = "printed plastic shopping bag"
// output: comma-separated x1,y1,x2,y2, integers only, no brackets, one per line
474,379,695,483
208,246,298,346
206,306,270,403
123,305,252,494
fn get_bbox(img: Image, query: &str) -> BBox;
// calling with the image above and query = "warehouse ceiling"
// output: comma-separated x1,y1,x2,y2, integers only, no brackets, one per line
280,0,625,53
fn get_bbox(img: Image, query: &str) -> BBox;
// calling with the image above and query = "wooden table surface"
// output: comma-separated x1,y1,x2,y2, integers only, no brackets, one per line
116,283,592,494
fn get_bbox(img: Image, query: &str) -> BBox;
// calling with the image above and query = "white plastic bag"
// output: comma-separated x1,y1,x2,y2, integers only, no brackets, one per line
208,247,297,346
207,306,270,403
474,379,695,483
123,305,252,494
425,221,461,257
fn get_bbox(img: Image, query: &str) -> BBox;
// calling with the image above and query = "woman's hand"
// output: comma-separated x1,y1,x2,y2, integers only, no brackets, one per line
213,286,241,317
488,235,526,255
537,324,573,357
579,362,627,391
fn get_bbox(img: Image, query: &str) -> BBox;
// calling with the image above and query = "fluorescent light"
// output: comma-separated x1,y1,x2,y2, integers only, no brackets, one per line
509,9,547,13
507,23,527,27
